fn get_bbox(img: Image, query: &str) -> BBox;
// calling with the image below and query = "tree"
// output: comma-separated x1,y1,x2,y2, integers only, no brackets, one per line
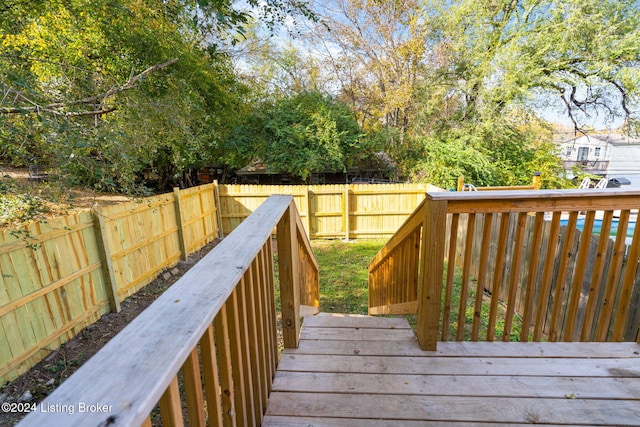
0,0,316,192
426,0,640,134
308,0,430,148
303,0,638,188
228,91,363,181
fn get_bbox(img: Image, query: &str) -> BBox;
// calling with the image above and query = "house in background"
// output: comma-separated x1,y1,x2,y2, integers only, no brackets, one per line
557,133,640,182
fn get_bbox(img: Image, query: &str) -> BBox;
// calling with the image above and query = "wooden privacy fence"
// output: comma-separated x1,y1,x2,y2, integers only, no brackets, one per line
0,184,221,384
369,189,640,351
2,181,427,384
20,195,319,427
219,183,439,238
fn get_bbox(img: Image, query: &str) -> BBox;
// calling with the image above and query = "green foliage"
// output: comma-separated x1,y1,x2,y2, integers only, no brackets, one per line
0,0,310,193
428,0,640,132
229,91,363,181
408,116,569,189
0,176,49,226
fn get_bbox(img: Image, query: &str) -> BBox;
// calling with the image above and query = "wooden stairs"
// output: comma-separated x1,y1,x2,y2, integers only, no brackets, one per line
263,313,640,426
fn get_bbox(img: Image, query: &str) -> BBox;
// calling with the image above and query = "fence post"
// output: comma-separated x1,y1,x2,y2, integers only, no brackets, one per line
213,180,224,239
532,172,541,189
343,184,350,240
92,207,121,313
304,185,312,237
416,196,448,350
173,187,188,261
277,201,301,348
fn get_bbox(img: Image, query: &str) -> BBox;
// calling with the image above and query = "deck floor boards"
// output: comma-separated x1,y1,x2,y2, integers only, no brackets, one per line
263,313,640,426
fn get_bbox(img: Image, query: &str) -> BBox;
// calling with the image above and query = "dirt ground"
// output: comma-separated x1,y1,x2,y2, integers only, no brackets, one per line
1,165,133,228
0,239,220,427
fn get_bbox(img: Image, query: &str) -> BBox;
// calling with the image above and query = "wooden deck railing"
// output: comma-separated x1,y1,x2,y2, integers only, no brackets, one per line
369,189,640,351
19,195,319,426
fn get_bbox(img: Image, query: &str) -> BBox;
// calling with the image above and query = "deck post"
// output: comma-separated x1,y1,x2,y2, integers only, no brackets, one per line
416,196,448,351
277,201,301,348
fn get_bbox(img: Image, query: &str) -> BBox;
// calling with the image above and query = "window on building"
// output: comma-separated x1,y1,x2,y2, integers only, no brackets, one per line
566,147,572,156
577,147,589,161
594,147,601,157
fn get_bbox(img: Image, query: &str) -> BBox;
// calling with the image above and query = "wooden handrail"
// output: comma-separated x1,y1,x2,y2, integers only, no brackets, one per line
19,195,319,426
369,189,640,351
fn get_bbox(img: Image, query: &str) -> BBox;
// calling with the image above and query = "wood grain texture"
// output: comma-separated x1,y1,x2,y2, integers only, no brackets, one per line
219,183,428,238
18,195,295,427
265,315,640,426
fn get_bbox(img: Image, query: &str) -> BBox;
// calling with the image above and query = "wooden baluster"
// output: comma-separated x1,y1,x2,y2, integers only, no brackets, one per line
244,264,264,425
612,215,640,341
472,213,492,341
200,325,224,426
265,240,278,379
533,211,561,341
236,277,256,426
503,212,527,342
520,212,545,342
457,213,476,340
159,377,184,427
548,211,578,342
564,211,596,342
581,210,614,341
214,305,237,426
182,348,206,427
596,210,630,341
253,247,269,412
487,213,510,341
442,214,459,341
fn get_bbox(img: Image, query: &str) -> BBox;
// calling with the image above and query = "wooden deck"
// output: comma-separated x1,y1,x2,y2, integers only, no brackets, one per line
263,313,640,426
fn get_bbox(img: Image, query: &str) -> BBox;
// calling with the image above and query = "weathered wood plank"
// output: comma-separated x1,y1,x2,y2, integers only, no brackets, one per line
262,416,566,427
19,196,293,427
265,392,640,425
417,198,447,350
271,371,640,399
367,301,417,315
289,339,640,358
429,189,640,213
300,327,416,342
302,313,410,329
276,353,640,377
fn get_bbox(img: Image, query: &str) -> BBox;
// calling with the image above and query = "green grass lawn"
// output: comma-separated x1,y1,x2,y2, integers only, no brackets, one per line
311,239,386,314
278,238,523,341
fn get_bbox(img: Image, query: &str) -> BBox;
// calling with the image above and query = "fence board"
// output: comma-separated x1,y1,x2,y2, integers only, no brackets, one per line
1,185,220,384
0,211,110,382
219,183,429,238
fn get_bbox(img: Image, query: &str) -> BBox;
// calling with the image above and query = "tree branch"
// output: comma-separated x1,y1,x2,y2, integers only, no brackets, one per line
0,58,179,116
